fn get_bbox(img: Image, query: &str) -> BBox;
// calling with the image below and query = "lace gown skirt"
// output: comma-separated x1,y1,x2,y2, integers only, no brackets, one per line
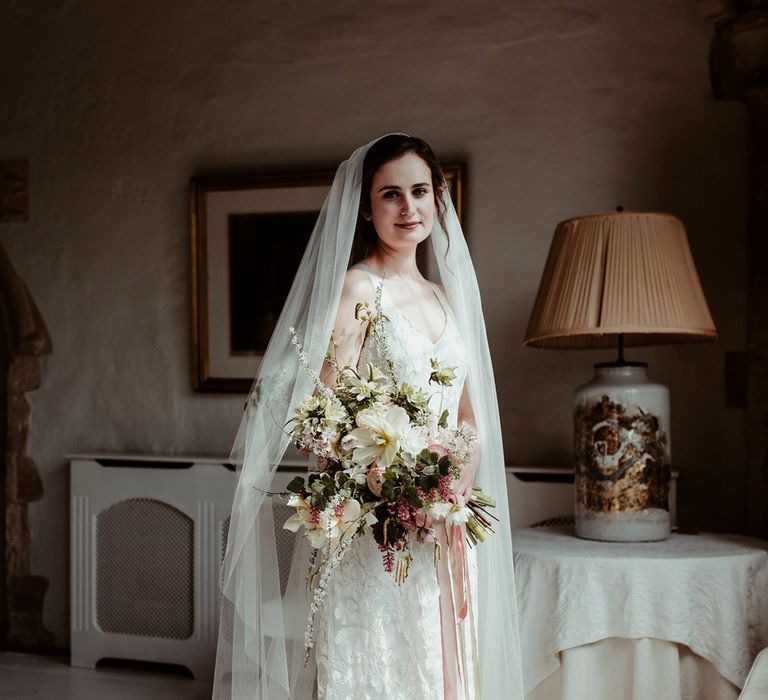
315,533,445,700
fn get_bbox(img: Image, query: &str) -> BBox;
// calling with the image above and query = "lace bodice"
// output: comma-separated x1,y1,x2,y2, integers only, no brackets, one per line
356,266,469,428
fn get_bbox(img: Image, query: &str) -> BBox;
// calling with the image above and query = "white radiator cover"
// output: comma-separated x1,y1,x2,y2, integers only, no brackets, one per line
69,454,678,678
69,453,302,680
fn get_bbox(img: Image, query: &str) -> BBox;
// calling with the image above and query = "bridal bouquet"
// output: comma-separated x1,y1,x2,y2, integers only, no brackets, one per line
282,296,497,656
284,338,495,565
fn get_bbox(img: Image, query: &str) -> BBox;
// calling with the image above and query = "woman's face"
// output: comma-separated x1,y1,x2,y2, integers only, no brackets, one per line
367,152,436,252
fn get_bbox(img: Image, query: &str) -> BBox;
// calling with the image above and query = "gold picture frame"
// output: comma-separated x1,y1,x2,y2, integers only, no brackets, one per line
190,164,466,393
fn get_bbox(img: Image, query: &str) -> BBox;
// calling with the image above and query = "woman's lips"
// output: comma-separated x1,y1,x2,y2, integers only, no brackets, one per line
396,221,421,229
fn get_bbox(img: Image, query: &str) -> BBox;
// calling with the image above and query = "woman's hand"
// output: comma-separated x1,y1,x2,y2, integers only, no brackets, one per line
454,384,479,502
453,439,479,502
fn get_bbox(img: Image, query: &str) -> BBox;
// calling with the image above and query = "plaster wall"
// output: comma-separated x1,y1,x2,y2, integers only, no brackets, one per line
0,0,747,647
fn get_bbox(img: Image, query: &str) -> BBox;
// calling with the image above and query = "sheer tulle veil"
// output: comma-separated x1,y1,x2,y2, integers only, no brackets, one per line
213,134,525,699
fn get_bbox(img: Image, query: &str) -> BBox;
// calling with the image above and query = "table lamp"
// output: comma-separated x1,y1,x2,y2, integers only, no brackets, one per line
524,212,717,542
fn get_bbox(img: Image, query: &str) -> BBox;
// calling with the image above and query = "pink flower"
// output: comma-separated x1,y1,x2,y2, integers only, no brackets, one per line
427,444,449,459
379,543,395,573
367,464,385,497
396,499,410,522
439,475,453,502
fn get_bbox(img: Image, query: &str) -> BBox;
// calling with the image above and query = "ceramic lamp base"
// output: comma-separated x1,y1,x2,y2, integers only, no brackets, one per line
574,362,671,543
575,505,669,542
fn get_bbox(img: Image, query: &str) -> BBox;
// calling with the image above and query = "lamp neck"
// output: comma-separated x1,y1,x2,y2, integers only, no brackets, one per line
594,332,647,367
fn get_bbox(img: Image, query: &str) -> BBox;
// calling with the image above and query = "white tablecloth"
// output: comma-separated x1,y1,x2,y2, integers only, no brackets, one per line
527,637,739,700
512,526,768,695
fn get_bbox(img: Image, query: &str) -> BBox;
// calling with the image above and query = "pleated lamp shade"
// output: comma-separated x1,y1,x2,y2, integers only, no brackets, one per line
524,212,717,349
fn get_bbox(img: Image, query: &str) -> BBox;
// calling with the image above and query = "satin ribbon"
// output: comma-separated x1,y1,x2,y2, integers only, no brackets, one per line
436,522,474,700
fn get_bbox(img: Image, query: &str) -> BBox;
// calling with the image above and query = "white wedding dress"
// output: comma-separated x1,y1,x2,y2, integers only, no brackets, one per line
314,266,478,700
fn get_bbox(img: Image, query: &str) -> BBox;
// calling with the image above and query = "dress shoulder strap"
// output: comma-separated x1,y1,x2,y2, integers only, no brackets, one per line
429,282,453,314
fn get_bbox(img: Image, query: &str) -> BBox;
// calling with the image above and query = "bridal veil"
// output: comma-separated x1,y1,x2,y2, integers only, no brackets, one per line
213,135,525,700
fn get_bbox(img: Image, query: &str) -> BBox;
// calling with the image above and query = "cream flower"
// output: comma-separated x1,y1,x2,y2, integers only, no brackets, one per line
398,427,427,467
322,399,348,426
429,357,458,386
345,375,381,401
283,495,327,548
341,363,390,402
425,501,452,520
348,405,412,469
398,382,429,410
446,495,472,527
326,498,361,540
283,495,363,548
343,462,369,485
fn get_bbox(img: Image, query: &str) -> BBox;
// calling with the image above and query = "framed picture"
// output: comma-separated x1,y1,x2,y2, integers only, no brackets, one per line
190,164,466,393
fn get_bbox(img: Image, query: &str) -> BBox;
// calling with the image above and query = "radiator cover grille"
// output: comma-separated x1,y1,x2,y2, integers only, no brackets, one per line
95,498,194,639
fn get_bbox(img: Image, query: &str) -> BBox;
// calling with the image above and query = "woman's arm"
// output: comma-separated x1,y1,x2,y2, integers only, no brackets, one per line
454,383,479,501
319,268,375,387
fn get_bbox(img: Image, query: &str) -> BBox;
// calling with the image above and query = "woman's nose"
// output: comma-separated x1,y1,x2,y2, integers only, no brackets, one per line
400,195,415,215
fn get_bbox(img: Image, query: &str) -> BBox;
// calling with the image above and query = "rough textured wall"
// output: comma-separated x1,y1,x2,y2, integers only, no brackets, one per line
0,0,747,646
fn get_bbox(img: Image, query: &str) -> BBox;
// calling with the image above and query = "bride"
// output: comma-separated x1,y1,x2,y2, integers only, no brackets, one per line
213,135,524,700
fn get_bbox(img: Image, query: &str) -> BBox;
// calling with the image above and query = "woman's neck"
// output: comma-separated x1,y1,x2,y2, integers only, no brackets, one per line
367,246,421,280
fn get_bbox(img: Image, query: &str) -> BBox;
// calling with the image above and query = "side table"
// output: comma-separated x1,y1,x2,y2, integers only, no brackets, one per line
512,526,768,700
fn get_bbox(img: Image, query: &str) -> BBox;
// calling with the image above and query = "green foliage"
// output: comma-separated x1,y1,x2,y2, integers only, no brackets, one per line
391,382,429,422
371,507,407,549
381,480,397,503
286,476,306,494
420,474,440,491
403,485,423,508
418,448,437,466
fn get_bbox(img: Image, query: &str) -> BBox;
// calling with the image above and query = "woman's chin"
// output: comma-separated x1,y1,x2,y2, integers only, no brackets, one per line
387,227,431,246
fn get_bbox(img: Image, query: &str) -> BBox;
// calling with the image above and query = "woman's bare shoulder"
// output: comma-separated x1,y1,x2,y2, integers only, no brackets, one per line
342,267,376,301
332,269,375,341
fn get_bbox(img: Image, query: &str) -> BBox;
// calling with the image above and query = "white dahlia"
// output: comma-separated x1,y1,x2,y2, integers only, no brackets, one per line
347,405,412,469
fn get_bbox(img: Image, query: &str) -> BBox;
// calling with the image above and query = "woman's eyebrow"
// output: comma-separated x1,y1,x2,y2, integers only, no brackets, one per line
377,182,430,192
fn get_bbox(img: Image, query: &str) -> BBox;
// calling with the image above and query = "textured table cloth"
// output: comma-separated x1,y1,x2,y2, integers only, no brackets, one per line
512,526,768,694
528,637,738,700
